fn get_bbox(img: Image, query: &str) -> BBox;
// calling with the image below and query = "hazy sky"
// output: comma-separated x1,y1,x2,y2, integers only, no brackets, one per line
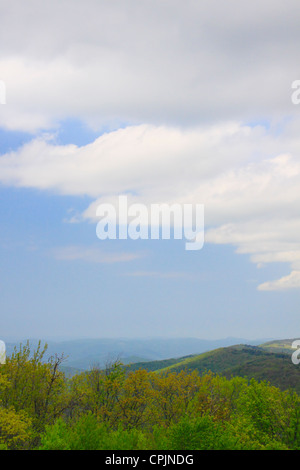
1,0,300,341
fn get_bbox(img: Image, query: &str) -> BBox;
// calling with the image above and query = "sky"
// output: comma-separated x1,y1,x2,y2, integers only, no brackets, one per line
1,0,300,341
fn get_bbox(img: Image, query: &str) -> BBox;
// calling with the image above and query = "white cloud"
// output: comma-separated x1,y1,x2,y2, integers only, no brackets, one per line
1,120,300,288
0,122,285,199
0,123,253,196
258,271,300,291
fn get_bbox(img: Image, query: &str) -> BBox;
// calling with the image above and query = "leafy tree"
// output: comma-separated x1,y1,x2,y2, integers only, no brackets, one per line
167,414,238,450
231,378,300,449
150,369,201,426
0,341,67,446
68,359,125,424
0,407,32,450
39,414,149,450
113,369,155,429
0,366,32,449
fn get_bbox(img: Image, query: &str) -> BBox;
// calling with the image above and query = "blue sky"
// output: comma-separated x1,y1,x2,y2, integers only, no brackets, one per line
1,0,300,341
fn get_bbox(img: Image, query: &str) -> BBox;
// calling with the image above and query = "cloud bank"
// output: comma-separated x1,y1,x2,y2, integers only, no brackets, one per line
1,120,300,289
0,0,299,131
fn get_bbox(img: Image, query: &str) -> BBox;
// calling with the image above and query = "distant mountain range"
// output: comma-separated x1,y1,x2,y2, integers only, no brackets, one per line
4,337,300,391
4,336,272,374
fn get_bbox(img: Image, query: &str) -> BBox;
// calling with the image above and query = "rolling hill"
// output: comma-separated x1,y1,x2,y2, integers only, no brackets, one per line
126,341,300,393
4,336,300,390
4,336,268,371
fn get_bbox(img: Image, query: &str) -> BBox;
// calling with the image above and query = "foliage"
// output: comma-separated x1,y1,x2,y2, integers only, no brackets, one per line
127,345,300,394
1,341,300,450
0,341,68,447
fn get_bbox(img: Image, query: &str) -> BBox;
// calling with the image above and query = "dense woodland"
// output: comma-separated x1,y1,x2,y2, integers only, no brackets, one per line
0,341,300,450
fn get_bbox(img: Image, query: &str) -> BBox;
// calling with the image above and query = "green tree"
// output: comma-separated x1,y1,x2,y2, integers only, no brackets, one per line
68,359,125,424
166,414,238,450
0,367,32,449
0,341,67,446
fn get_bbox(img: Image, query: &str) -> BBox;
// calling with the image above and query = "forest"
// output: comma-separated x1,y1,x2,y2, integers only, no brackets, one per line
0,341,299,451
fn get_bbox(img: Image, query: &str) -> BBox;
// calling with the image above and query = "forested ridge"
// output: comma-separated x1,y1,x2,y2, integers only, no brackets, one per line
127,344,300,394
0,341,300,450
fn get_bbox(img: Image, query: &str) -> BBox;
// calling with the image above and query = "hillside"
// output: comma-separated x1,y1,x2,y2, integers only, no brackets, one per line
4,336,268,371
5,337,300,392
126,342,300,393
259,338,298,354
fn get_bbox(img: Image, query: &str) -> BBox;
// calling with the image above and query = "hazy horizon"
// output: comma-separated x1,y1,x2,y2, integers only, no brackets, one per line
2,334,277,345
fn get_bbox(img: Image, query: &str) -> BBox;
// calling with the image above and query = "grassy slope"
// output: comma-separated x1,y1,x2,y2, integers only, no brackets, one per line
126,343,300,393
259,338,297,354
